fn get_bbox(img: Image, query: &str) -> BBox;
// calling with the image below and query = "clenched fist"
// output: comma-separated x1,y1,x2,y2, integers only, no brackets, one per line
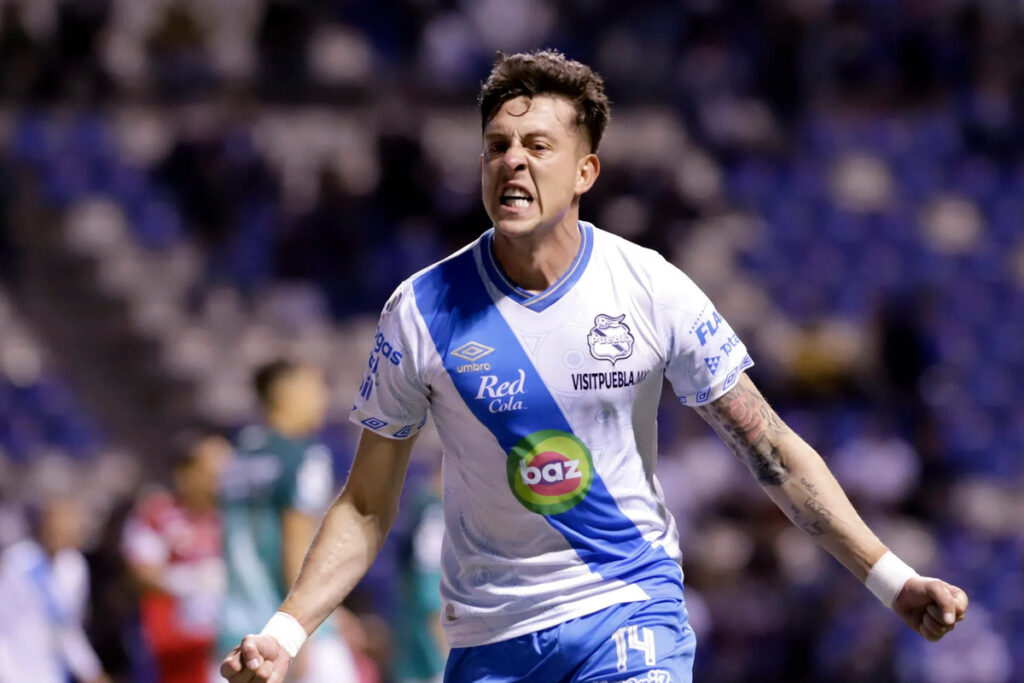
893,576,969,641
220,633,293,683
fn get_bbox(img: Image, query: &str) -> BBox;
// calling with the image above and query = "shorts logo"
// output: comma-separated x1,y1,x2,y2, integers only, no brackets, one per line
507,429,594,515
704,356,721,375
587,314,634,365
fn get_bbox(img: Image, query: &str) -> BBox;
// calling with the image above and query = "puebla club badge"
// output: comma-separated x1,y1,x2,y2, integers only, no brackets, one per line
587,313,634,364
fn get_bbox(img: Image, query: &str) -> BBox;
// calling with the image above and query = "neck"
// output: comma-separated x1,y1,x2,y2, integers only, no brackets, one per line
183,496,213,514
492,214,582,293
266,413,308,439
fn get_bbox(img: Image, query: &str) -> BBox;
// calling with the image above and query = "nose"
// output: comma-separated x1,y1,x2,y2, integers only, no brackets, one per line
502,141,527,173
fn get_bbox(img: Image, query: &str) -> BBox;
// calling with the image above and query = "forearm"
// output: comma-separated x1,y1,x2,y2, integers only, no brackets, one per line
758,431,886,579
279,491,395,634
697,374,886,580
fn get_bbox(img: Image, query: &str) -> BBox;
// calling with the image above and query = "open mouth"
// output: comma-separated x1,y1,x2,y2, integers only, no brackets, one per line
500,189,534,208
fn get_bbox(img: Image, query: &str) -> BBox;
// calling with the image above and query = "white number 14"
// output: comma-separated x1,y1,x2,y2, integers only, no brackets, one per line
611,625,656,672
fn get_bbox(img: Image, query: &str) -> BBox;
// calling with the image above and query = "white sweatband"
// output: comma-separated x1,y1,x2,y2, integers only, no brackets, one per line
865,551,918,608
259,611,308,658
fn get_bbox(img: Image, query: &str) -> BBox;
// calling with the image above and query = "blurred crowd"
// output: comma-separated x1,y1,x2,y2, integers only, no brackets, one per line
0,0,1023,681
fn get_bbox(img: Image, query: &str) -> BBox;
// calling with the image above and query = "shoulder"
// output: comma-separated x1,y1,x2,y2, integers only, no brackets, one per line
588,223,681,281
1,539,45,575
52,549,89,586
234,424,268,454
134,489,177,528
407,235,484,293
372,235,482,322
588,222,704,301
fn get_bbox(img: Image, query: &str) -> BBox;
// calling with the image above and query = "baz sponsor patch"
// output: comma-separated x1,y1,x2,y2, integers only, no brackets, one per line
506,429,594,515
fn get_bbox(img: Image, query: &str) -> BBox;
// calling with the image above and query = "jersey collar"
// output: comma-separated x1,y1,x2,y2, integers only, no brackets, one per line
479,221,594,312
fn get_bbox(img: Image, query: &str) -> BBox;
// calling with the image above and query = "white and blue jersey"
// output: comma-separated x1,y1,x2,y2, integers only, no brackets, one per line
351,222,752,648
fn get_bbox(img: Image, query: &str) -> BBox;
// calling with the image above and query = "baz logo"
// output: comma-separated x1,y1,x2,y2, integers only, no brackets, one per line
506,430,594,515
452,340,495,373
476,369,526,413
587,314,634,365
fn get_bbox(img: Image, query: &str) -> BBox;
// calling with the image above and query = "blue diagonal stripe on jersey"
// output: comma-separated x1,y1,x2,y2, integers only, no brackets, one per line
412,242,683,601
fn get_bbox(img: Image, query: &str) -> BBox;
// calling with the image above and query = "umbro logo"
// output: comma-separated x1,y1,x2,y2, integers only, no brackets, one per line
452,341,495,362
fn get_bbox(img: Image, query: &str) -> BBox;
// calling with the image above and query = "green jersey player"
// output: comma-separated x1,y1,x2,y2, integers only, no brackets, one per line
219,360,356,681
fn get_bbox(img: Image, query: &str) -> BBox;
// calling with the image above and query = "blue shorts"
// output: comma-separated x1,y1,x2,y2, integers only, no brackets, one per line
444,597,695,683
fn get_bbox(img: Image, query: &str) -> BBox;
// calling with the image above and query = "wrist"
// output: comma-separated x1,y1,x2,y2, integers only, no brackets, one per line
260,611,308,658
865,550,919,608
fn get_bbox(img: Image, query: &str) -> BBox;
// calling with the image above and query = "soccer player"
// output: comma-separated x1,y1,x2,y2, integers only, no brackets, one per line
123,431,230,683
395,463,447,683
220,51,968,683
0,495,110,683
218,360,357,682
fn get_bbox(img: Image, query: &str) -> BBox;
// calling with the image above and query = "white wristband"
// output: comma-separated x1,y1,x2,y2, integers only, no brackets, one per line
259,611,308,658
865,551,918,608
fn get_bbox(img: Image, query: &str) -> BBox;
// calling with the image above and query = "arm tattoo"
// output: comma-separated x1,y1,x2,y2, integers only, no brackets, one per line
800,477,819,497
800,497,833,536
695,375,792,486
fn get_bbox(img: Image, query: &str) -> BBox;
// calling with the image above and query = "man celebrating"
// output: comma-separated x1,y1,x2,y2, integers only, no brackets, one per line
221,50,967,682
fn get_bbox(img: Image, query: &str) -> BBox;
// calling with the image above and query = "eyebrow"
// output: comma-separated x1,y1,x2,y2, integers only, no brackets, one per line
483,128,558,141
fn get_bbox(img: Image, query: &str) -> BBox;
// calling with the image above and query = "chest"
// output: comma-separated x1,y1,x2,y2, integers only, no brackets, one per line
430,284,665,420
155,513,221,562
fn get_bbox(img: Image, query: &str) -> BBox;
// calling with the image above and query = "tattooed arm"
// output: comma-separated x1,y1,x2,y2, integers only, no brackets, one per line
695,373,969,641
694,372,886,579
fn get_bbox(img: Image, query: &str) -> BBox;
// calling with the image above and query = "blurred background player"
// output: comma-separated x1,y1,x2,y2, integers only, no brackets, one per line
0,495,110,683
218,359,357,682
122,431,231,683
394,462,446,683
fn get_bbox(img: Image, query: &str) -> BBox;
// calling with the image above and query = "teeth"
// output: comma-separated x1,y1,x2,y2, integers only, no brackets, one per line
502,197,531,207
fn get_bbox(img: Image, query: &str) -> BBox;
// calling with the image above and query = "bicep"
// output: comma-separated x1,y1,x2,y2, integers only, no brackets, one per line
342,428,418,517
693,372,792,486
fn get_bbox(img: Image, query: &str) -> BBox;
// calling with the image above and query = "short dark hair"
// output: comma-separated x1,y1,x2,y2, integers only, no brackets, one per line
170,426,220,471
478,49,611,153
253,359,297,408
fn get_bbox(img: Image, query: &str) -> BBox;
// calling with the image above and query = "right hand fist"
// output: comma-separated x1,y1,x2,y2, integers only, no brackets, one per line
220,633,293,683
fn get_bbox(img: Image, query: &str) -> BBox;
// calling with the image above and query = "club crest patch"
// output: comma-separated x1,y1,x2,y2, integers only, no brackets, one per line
587,314,634,364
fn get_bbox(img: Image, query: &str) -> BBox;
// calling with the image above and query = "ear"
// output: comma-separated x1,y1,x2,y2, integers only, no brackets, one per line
575,153,600,196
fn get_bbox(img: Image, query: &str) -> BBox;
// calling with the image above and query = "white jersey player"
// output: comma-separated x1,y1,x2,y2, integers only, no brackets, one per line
221,49,968,683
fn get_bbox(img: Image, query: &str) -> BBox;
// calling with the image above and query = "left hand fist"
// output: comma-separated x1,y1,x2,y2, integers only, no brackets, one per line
892,576,969,641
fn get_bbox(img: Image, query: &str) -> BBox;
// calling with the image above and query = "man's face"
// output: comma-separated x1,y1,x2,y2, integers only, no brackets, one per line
176,435,231,506
481,95,599,238
40,498,84,554
275,365,329,434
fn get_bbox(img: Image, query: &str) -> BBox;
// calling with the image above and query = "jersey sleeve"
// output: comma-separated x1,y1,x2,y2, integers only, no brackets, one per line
654,256,754,406
350,281,431,439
